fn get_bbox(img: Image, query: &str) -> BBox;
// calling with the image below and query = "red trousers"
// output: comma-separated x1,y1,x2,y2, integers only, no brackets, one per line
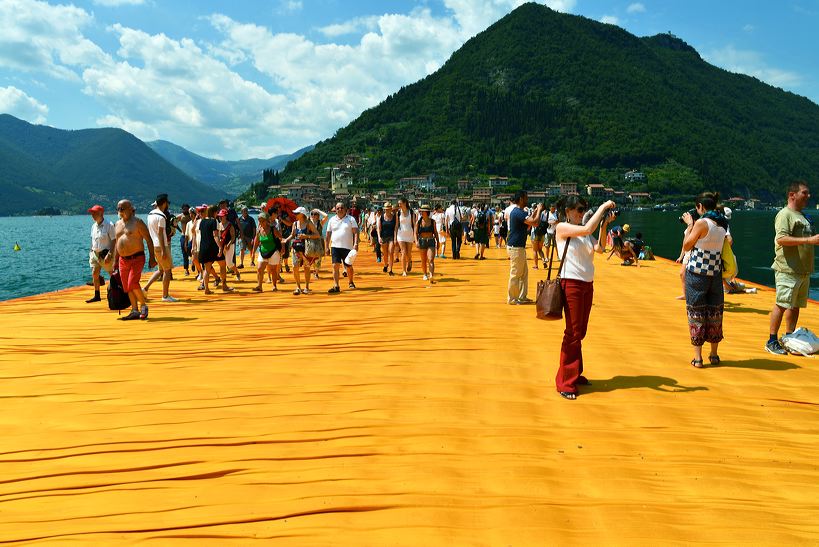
556,279,594,393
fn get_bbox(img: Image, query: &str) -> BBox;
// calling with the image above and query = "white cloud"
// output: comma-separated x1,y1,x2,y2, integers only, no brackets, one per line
0,86,48,124
626,3,646,14
743,23,755,32
0,0,108,80
705,45,802,88
276,0,302,14
92,0,145,6
600,15,619,25
318,16,380,38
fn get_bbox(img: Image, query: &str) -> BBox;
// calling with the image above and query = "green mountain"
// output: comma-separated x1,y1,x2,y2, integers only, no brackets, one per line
0,114,222,216
280,2,819,201
147,140,314,196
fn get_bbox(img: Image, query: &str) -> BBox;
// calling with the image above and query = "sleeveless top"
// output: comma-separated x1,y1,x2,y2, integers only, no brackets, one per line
380,214,396,236
417,219,435,237
258,229,278,254
686,218,726,277
555,232,596,283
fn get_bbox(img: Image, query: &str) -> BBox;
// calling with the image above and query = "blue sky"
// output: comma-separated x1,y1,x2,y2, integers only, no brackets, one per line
1,0,817,160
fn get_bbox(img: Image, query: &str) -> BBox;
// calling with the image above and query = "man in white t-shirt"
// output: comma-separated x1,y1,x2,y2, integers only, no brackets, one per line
444,200,466,259
143,193,177,302
86,204,116,303
325,202,359,293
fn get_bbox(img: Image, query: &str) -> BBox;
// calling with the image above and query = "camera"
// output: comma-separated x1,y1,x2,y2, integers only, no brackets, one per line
609,208,620,218
678,208,700,225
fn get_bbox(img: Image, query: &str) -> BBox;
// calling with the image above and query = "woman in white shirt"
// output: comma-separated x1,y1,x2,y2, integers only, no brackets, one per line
553,196,616,400
681,192,727,368
396,198,416,276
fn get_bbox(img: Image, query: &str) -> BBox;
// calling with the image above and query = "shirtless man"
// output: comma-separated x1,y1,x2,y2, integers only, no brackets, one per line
113,199,157,320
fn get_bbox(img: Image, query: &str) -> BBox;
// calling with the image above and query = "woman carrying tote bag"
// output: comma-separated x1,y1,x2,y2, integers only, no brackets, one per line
553,196,616,400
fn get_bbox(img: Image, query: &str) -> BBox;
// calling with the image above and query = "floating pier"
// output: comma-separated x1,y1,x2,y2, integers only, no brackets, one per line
0,248,816,543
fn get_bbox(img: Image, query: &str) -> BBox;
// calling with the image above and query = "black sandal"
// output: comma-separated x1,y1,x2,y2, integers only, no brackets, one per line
559,391,577,400
708,355,721,366
691,359,704,368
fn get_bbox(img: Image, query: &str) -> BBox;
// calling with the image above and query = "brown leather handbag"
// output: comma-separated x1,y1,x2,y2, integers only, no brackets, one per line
536,237,571,320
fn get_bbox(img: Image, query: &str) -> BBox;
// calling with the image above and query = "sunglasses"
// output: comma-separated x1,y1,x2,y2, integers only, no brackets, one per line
116,206,130,211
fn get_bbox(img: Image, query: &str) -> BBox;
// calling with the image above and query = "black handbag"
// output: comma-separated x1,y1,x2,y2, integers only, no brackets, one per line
535,237,570,320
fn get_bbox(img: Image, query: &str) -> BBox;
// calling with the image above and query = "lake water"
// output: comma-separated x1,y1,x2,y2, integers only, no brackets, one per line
1,211,818,301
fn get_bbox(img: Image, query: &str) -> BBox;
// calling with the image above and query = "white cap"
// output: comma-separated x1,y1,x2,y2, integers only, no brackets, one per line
151,201,157,207
293,206,308,216
723,207,732,220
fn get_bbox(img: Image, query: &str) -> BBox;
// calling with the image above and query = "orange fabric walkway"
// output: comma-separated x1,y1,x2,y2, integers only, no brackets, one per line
0,246,817,544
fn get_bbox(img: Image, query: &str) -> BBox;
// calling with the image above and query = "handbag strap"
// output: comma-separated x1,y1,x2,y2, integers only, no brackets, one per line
546,239,558,280
553,237,571,280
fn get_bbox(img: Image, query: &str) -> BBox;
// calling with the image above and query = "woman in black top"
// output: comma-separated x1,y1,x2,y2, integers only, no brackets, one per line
377,202,398,276
197,205,220,294
415,204,439,284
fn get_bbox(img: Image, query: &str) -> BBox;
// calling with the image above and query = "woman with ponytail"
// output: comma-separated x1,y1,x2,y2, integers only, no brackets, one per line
553,196,616,400
681,192,728,368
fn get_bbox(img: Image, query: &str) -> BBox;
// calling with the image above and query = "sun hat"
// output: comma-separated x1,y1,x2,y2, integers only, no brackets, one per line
293,206,309,216
723,207,733,220
87,205,104,214
258,212,270,221
622,224,630,232
216,209,228,217
344,249,358,266
383,201,393,208
419,204,431,212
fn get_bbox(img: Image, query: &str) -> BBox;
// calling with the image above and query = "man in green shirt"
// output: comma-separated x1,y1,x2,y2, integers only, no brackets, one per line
767,181,819,354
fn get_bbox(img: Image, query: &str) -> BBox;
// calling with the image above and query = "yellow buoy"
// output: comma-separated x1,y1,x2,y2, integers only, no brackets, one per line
13,242,21,251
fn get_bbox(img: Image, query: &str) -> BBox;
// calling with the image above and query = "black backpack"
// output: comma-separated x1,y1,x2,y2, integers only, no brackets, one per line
107,271,131,312
449,207,463,237
476,210,488,228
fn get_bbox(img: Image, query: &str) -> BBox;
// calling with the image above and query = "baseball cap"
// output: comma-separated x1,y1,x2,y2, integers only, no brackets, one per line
216,209,228,217
87,205,104,214
294,206,308,216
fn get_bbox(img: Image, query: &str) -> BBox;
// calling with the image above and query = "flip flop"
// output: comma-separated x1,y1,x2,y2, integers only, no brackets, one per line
709,355,721,366
691,359,704,368
559,391,577,400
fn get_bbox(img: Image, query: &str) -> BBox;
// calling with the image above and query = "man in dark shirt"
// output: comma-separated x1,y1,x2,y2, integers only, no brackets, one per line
507,190,543,304
238,206,257,268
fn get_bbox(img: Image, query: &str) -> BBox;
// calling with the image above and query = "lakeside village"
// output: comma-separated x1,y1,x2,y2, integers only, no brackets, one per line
241,154,768,214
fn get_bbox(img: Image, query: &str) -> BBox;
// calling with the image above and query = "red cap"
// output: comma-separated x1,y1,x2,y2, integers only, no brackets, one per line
87,205,104,214
216,208,228,217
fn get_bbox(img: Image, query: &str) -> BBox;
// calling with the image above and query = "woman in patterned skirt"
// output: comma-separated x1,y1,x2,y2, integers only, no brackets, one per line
681,192,728,368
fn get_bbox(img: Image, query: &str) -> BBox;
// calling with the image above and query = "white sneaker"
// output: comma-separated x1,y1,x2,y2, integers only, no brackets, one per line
423,274,429,281
402,272,408,277
162,295,179,303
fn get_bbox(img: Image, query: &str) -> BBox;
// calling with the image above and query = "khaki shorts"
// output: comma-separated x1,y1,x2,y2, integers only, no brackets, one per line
89,250,115,273
154,247,173,271
775,271,810,309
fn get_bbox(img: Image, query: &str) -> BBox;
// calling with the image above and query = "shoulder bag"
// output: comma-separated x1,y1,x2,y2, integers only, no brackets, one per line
536,237,571,320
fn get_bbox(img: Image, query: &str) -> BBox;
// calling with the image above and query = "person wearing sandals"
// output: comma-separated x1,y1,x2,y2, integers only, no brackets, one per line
433,205,447,258
251,211,281,293
378,202,398,276
553,196,616,400
415,204,439,283
285,206,322,295
396,198,416,276
310,209,329,280
682,192,727,368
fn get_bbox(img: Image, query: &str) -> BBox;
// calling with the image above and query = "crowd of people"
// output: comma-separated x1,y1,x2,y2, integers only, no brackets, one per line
84,181,816,398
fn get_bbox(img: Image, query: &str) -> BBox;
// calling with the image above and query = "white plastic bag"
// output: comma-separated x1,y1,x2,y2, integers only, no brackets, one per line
781,327,819,357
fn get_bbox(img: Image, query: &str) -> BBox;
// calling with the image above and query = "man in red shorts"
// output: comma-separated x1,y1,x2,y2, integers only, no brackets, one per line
113,199,157,320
